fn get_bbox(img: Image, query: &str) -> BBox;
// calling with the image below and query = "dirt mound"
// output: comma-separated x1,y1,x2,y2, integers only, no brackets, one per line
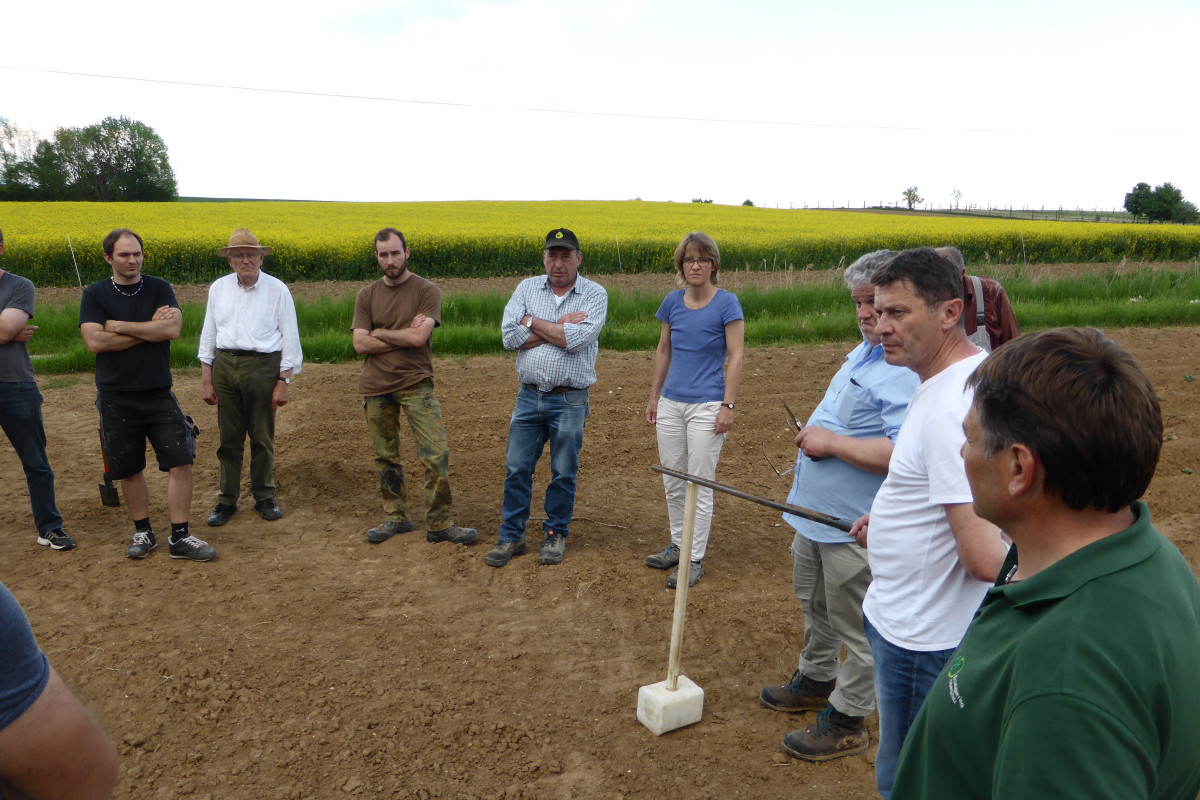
2,327,1196,798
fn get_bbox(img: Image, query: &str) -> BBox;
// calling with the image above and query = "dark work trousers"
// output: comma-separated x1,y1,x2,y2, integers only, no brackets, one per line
212,350,282,505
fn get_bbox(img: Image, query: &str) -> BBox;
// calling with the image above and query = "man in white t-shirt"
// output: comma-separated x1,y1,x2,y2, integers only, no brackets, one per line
849,247,1009,799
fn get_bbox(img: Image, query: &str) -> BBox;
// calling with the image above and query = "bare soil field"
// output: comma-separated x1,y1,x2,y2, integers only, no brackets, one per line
4,273,1199,799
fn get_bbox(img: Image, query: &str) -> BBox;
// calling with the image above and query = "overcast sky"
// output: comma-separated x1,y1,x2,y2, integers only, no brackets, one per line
3,0,1196,210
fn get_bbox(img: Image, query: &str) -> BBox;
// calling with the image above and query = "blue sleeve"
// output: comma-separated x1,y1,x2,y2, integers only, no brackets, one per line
655,291,676,325
0,583,50,731
719,291,744,325
561,281,607,352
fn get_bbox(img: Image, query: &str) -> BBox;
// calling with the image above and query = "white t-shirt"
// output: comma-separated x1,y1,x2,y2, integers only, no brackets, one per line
862,350,990,652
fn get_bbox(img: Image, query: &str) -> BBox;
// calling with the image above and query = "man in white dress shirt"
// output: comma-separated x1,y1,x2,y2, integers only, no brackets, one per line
198,228,303,526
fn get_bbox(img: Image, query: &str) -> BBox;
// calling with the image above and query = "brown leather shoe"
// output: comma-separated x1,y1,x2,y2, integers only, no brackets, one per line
782,706,869,762
760,670,836,712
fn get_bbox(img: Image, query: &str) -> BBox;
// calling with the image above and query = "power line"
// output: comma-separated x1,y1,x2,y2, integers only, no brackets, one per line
0,63,1141,136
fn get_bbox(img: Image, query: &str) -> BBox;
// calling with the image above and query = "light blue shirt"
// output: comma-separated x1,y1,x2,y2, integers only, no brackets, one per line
783,340,919,544
501,274,607,391
656,289,743,404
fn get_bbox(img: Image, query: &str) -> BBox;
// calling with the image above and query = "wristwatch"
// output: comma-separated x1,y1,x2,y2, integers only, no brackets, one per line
722,402,735,410
522,316,534,329
277,377,291,385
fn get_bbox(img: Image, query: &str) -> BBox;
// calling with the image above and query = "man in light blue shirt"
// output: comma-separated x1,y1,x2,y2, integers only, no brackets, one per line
760,250,919,762
485,229,608,568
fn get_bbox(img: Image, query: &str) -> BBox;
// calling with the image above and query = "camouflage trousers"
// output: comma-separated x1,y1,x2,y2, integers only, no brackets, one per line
363,378,454,531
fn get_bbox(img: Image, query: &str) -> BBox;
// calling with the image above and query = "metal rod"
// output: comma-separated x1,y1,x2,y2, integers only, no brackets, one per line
651,466,854,532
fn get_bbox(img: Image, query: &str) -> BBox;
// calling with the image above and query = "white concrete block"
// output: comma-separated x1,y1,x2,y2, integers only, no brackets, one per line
637,675,704,735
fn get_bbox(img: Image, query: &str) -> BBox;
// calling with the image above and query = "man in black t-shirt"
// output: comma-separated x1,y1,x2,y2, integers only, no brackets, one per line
79,228,215,562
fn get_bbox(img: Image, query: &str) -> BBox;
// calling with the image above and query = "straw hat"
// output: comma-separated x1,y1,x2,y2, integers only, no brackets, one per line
216,228,273,257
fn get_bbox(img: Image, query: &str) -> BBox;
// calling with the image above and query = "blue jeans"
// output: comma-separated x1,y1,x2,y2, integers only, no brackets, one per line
0,382,62,534
499,386,589,542
864,614,956,799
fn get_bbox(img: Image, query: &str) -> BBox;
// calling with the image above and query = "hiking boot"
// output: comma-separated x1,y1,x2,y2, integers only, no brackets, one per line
206,503,237,527
365,519,414,543
37,529,76,551
782,706,869,762
667,560,704,589
168,534,216,562
760,670,836,713
254,498,283,521
485,539,526,567
644,543,680,570
538,532,567,565
125,530,157,560
427,525,479,545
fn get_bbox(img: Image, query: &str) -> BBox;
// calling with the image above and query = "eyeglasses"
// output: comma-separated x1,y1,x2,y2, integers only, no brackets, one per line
761,439,795,478
683,258,714,268
229,252,260,262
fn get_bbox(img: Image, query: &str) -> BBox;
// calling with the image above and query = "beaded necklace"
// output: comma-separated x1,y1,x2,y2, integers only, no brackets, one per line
111,276,144,297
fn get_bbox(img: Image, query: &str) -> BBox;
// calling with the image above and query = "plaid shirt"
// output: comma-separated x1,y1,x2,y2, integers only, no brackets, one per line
501,274,607,391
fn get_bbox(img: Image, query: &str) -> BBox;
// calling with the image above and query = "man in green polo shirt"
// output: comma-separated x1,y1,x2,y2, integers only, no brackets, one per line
892,328,1200,800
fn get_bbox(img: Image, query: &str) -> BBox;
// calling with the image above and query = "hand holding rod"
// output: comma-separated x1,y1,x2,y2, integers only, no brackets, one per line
651,466,853,532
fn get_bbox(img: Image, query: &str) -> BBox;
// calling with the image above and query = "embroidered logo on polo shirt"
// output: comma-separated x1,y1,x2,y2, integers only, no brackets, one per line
947,656,966,709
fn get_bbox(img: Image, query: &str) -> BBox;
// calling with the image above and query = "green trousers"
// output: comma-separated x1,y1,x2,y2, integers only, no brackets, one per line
213,350,282,505
364,378,454,531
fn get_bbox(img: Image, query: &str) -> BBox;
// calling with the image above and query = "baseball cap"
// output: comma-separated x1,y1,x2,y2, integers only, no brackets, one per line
544,228,580,251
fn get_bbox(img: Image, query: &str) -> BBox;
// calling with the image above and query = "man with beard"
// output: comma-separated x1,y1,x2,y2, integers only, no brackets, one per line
351,227,476,547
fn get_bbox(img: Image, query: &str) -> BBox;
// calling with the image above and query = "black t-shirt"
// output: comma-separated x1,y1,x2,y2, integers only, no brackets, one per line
79,276,178,391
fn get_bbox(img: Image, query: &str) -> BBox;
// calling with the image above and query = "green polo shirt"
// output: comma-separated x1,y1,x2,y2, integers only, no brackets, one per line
893,502,1200,800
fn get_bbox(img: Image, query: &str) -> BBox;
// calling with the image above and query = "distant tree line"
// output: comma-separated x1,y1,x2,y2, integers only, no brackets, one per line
1,116,178,202
1124,182,1198,224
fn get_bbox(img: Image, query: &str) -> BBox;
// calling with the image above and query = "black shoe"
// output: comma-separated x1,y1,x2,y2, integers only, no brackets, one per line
125,530,157,560
538,532,567,565
760,670,837,713
206,503,237,527
366,519,414,543
484,539,526,567
427,526,478,545
37,529,76,551
168,534,216,562
254,498,282,521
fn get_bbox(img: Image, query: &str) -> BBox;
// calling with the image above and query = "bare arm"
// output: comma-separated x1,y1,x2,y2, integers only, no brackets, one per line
714,319,744,434
201,362,218,405
645,322,672,424
102,306,181,342
797,428,894,475
945,502,1009,582
371,314,435,349
0,308,33,344
80,322,141,354
0,668,118,800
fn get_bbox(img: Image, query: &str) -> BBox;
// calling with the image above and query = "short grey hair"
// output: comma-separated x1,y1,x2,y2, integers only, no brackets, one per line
935,245,965,270
843,249,897,289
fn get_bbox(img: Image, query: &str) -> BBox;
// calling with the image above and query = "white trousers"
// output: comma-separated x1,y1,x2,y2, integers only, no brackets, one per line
656,397,728,562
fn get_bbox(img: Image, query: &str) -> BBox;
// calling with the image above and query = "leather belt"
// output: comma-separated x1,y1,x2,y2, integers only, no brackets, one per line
218,349,274,357
522,383,578,395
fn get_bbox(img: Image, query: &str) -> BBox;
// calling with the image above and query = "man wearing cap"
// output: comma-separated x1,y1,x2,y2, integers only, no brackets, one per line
198,228,303,526
80,228,215,561
0,227,74,551
485,228,608,568
351,227,477,547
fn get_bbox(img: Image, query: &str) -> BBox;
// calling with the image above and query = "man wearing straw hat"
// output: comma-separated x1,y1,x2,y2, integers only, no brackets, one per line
198,228,303,527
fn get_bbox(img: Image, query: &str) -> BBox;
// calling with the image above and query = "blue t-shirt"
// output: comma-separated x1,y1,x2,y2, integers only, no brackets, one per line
656,289,743,404
783,340,919,544
0,581,50,730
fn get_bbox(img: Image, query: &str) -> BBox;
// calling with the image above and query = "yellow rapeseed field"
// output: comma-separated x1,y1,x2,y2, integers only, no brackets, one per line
2,200,1198,286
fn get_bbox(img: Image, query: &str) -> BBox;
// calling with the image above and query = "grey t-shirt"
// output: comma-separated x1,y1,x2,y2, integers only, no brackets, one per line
0,272,35,383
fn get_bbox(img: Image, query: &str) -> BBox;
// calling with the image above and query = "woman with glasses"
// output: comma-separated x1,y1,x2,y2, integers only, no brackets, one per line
644,232,744,588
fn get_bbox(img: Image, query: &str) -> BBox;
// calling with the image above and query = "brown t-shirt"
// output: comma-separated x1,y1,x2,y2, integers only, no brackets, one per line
352,274,443,396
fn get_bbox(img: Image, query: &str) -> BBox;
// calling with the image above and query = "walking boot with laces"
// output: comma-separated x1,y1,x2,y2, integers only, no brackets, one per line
782,705,869,761
759,669,836,712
